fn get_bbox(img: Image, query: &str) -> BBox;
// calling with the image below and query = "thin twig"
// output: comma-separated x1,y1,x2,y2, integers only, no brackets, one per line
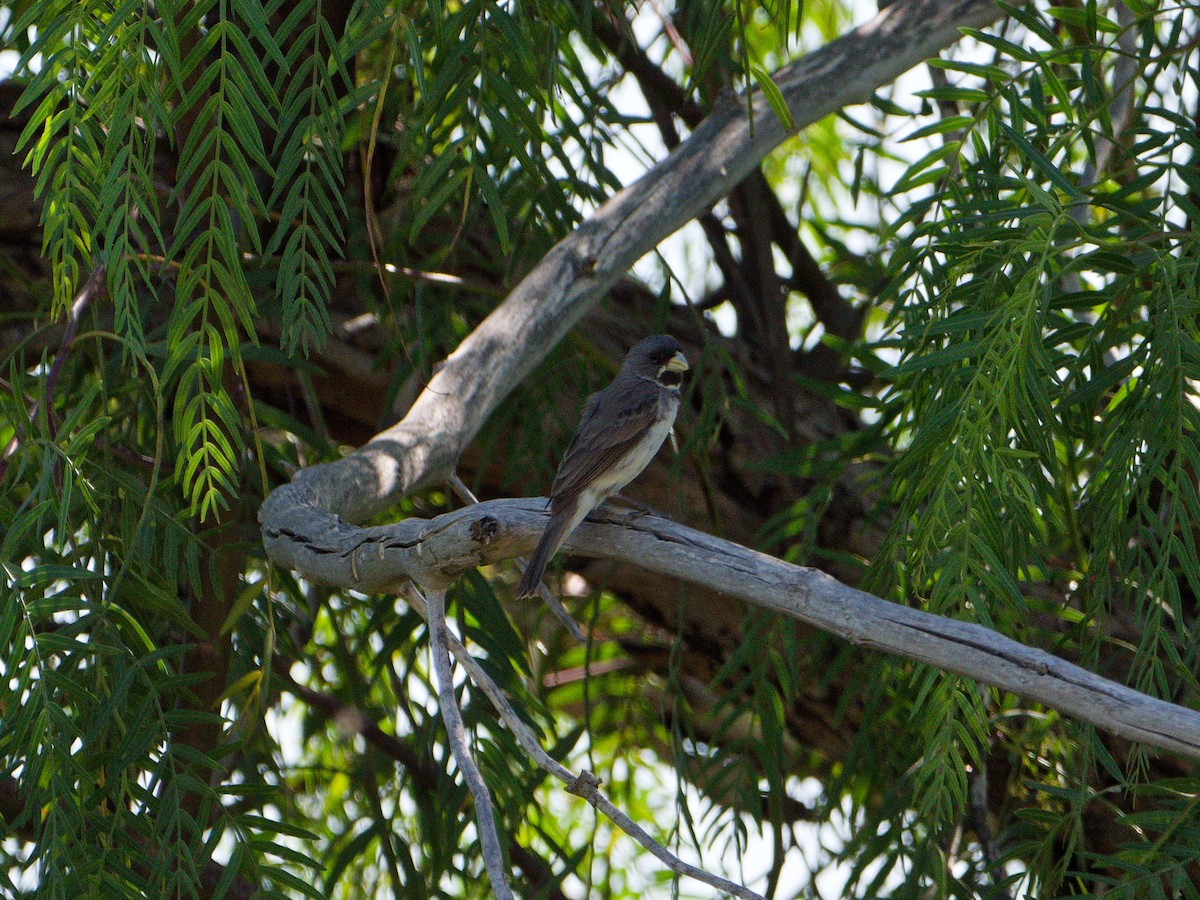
967,683,1011,898
0,264,104,478
968,758,1011,899
400,583,765,900
277,650,569,897
43,264,104,438
425,586,514,900
449,474,586,643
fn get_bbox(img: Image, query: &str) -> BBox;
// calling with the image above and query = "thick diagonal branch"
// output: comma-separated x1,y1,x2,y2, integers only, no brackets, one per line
258,0,1002,533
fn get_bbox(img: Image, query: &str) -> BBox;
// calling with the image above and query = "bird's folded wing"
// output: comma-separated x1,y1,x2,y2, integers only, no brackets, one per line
549,386,661,509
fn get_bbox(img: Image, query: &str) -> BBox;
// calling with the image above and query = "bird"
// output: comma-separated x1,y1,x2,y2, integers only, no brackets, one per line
515,335,689,599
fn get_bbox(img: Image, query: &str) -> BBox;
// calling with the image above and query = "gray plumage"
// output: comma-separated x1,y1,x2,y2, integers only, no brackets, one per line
516,335,688,599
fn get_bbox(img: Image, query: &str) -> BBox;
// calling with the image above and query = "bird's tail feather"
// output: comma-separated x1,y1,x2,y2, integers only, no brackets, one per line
516,511,574,599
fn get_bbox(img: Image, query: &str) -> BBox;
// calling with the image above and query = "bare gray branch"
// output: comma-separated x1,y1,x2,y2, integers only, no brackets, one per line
266,498,1200,761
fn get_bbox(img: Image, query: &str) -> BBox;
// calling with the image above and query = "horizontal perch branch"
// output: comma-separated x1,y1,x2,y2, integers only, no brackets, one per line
261,496,1200,761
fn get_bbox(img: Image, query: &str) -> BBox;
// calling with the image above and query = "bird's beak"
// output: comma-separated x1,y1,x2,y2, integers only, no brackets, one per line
665,351,689,373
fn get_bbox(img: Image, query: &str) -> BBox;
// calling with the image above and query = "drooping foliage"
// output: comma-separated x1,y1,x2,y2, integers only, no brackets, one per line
1,0,1199,898
848,7,1200,892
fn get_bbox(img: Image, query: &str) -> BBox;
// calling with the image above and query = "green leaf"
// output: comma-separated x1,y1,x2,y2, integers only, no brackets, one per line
998,121,1085,201
752,65,795,133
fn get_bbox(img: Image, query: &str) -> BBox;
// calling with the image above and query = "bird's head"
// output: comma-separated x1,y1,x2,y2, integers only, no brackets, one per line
623,335,689,387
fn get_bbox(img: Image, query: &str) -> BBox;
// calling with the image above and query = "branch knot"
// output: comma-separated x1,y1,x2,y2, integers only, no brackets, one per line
566,770,602,799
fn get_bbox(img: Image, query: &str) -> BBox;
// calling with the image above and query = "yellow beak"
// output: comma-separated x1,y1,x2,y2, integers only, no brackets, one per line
665,351,689,373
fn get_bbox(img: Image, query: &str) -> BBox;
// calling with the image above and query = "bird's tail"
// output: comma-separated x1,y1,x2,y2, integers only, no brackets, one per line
516,510,574,599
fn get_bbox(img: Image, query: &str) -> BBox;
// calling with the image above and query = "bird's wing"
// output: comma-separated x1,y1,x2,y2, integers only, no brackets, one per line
549,378,662,509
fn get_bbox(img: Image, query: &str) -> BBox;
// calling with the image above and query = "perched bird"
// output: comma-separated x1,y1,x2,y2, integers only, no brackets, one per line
516,335,689,599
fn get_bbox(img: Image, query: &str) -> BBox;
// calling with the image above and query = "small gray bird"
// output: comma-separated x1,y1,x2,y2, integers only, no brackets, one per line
516,335,689,599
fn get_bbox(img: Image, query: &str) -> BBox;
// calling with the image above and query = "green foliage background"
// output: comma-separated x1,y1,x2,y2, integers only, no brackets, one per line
1,0,1199,897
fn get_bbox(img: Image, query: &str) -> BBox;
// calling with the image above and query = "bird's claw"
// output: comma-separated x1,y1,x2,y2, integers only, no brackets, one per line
605,494,668,520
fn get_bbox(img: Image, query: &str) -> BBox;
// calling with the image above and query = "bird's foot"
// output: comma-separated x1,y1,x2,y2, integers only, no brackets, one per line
602,494,669,521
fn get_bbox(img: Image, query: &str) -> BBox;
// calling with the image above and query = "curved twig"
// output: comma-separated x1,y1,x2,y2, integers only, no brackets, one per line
426,586,514,899
399,583,767,900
